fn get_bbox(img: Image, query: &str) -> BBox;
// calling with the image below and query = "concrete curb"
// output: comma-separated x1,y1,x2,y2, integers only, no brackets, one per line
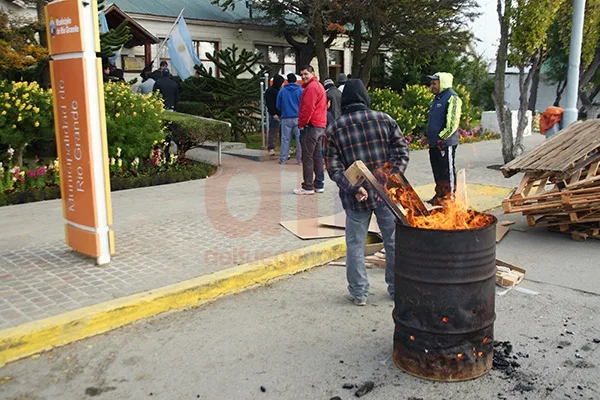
0,237,346,368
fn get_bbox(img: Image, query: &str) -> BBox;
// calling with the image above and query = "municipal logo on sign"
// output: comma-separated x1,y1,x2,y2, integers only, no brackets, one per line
49,19,56,38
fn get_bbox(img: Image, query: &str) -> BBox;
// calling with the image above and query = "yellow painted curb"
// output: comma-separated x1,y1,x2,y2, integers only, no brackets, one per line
0,237,346,368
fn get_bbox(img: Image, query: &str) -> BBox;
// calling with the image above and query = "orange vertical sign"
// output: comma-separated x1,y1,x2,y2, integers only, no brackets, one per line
49,58,99,228
46,0,85,55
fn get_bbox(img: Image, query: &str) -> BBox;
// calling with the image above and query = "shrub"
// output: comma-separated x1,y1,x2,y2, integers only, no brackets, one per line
176,101,212,117
104,81,165,160
0,81,54,165
163,112,231,154
370,84,481,136
454,84,482,128
180,45,268,141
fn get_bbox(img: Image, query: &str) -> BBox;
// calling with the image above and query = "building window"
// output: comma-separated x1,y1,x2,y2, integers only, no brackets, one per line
255,45,296,76
194,40,219,77
328,49,344,81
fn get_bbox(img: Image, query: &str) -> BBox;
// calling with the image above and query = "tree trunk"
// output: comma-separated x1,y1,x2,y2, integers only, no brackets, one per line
313,15,328,82
554,79,567,106
357,20,381,86
515,65,536,158
493,0,514,164
528,63,541,112
36,0,50,88
351,18,362,77
283,31,316,68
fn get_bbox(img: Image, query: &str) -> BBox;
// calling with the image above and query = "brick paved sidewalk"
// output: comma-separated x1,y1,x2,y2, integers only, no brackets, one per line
0,152,345,330
0,136,543,331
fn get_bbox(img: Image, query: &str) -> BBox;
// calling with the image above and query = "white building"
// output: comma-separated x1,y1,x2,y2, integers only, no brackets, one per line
107,0,354,82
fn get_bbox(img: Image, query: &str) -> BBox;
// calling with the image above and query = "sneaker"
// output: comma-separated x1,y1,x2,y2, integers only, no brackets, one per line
293,188,315,195
278,160,286,165
315,188,325,193
347,294,367,306
268,149,276,156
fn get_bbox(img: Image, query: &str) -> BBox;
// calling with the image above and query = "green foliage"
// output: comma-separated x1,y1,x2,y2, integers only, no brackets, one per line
97,0,132,59
0,161,214,206
370,84,480,135
454,84,482,128
507,0,564,68
0,81,54,164
103,81,165,160
378,51,495,110
180,45,268,141
163,112,231,154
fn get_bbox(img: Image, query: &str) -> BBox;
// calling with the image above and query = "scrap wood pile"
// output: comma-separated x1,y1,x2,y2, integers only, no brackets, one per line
501,120,600,241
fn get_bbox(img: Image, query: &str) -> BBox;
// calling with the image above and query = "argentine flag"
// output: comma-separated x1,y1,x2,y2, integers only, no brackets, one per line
167,17,201,80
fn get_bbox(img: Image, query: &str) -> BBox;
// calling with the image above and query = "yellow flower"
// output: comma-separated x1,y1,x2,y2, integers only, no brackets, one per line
5,103,10,109
1,110,5,115
26,104,32,110
33,107,39,113
34,121,39,127
17,115,22,122
115,112,120,118
11,124,16,129
132,111,137,116
15,99,20,106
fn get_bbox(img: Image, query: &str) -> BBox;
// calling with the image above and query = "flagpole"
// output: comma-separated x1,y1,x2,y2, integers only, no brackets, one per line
152,8,185,66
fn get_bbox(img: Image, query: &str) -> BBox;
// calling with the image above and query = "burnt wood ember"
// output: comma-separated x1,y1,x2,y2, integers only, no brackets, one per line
393,216,497,381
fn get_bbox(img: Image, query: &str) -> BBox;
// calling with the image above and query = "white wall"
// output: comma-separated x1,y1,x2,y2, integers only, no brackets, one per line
503,73,559,113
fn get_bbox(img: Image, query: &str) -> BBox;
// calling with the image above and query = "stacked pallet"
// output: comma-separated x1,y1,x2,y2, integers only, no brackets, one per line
501,120,600,241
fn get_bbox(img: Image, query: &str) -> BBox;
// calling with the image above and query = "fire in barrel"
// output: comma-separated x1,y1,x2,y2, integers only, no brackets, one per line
346,161,497,382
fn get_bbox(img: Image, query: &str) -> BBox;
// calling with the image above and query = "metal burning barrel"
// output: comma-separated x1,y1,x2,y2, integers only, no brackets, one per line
393,213,497,381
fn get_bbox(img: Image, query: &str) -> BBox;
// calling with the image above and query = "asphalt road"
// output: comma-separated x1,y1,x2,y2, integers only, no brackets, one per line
2,220,599,400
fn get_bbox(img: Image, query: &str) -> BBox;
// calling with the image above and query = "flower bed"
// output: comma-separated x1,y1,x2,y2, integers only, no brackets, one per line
0,142,215,207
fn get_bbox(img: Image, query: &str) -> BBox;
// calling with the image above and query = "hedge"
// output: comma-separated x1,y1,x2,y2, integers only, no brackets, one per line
163,111,231,153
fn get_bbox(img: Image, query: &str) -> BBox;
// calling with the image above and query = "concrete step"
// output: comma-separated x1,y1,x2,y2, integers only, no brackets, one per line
201,141,247,151
222,148,271,162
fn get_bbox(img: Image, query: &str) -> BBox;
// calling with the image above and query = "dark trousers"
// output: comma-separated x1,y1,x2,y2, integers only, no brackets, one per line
300,126,325,191
429,145,457,199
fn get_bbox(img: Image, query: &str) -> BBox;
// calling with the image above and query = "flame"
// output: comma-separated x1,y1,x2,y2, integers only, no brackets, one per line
378,164,494,231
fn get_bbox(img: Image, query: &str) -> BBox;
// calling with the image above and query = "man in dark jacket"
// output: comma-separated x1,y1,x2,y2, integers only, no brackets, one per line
323,78,342,119
326,79,409,306
426,72,462,205
294,65,327,195
265,75,285,156
153,68,179,110
276,73,303,164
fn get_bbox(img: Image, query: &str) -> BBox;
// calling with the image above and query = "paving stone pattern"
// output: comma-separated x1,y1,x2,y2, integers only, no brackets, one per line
0,136,545,330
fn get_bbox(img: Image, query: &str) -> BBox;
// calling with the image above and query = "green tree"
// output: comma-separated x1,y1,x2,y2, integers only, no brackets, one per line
181,45,269,141
342,0,478,84
97,0,132,59
213,0,339,79
494,0,564,163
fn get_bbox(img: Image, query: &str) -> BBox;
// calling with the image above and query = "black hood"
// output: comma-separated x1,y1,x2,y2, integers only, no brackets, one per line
341,79,371,114
273,74,285,90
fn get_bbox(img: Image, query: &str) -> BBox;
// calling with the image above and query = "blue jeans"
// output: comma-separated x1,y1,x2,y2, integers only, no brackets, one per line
345,206,396,300
280,118,301,163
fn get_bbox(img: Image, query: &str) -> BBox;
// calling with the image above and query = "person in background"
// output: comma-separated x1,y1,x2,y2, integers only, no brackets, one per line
324,78,342,119
337,73,348,93
295,65,327,195
426,72,462,206
153,68,179,111
276,73,304,165
326,79,409,306
265,75,285,156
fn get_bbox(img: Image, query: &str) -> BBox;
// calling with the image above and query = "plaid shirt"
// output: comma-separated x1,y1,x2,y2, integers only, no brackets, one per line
326,110,409,212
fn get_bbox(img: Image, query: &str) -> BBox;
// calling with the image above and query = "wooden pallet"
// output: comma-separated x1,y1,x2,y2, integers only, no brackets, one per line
501,120,600,178
548,222,600,241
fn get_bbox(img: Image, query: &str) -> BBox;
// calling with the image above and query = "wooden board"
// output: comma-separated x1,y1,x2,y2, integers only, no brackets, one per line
496,224,510,243
343,160,409,225
495,259,526,287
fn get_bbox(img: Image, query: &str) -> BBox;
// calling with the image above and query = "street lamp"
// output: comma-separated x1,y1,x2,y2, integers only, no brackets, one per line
563,0,586,127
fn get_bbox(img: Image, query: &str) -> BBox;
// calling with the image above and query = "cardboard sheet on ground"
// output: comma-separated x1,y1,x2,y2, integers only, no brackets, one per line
318,212,381,234
280,218,346,240
281,212,380,240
